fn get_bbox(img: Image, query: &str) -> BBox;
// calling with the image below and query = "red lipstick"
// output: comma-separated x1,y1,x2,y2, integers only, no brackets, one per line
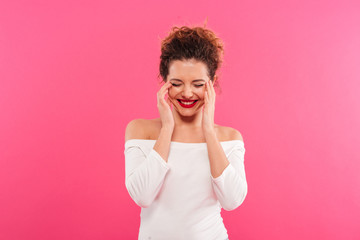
177,99,198,108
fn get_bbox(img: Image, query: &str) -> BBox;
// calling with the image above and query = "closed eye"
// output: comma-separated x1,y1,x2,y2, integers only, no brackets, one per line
171,83,204,87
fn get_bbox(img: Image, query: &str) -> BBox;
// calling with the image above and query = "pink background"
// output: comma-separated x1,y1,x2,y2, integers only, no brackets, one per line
1,0,359,239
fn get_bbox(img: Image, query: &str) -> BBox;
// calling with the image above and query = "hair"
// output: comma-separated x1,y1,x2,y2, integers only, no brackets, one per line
157,20,224,94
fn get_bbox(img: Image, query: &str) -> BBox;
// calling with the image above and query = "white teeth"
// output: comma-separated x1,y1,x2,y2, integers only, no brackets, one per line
179,100,196,105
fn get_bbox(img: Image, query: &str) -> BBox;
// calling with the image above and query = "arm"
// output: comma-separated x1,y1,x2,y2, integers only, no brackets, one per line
124,120,173,208
205,129,248,211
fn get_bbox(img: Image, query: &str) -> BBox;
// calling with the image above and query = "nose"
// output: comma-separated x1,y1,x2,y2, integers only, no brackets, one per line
181,85,194,99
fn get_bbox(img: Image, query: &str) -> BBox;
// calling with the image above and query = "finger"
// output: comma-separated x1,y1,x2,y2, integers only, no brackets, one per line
204,90,208,105
158,83,167,102
211,80,215,96
160,81,171,91
158,81,168,96
160,82,172,102
165,87,174,107
206,81,212,100
161,81,171,93
161,82,169,95
209,80,214,95
162,89,169,105
166,96,172,107
208,81,215,101
202,92,206,111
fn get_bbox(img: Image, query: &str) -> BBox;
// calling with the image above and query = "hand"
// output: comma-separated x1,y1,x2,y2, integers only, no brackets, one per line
157,81,175,130
202,80,216,133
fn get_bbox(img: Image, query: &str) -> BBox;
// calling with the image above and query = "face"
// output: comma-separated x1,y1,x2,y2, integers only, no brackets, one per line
166,58,211,116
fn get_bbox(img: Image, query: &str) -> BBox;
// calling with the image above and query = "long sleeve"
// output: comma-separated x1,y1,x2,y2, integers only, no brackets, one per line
124,142,170,208
211,141,247,211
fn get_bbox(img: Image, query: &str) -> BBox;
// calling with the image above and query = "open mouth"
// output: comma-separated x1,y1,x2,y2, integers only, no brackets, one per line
177,99,198,108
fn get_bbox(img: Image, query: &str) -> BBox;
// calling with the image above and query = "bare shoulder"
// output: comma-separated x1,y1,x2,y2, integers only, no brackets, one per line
125,118,153,142
125,118,162,142
216,124,244,142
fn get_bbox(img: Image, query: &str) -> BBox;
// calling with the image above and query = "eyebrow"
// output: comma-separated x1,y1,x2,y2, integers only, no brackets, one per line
170,78,206,82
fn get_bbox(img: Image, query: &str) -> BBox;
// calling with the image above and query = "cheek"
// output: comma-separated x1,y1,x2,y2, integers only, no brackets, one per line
168,88,177,98
199,91,205,100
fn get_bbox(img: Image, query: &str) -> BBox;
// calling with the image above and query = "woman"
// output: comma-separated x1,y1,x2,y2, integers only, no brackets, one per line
124,24,247,240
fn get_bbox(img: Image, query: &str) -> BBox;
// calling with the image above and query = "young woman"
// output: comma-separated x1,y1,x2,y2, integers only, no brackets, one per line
124,24,247,240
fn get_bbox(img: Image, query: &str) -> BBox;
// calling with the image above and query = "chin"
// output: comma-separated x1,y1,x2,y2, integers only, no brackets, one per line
176,107,201,116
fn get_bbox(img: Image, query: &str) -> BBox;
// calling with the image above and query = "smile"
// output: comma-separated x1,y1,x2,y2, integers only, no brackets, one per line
177,99,198,108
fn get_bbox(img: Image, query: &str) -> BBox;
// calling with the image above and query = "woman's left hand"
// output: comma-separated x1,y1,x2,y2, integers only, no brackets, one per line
202,80,216,134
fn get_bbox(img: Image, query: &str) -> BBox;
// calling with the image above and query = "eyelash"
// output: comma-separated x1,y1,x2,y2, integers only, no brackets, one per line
171,83,204,87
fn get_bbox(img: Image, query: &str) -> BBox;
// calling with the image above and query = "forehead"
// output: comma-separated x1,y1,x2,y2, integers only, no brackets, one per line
168,59,209,81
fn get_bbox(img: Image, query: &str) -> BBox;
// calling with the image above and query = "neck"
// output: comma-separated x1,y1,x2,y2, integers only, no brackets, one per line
171,107,203,129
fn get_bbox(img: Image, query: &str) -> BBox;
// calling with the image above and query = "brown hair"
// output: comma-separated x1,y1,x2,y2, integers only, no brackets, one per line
158,20,224,93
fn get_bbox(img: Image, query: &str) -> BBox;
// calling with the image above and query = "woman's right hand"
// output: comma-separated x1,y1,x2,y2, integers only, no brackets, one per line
157,81,175,130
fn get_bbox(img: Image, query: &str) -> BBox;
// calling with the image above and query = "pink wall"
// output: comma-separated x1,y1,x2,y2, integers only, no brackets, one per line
1,0,359,239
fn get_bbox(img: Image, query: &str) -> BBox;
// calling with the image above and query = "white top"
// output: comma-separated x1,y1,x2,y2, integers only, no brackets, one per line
124,139,247,240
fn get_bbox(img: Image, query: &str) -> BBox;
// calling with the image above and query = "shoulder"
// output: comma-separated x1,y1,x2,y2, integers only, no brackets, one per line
125,118,161,142
125,118,150,142
216,124,244,142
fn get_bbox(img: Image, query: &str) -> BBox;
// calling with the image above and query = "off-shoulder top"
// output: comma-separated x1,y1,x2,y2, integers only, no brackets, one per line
124,139,247,240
